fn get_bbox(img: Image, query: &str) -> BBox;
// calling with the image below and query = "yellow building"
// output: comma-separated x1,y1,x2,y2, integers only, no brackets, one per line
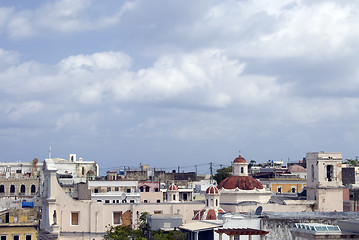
260,178,307,194
0,208,38,240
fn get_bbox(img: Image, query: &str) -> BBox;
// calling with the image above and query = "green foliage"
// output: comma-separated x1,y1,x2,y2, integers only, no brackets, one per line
151,230,187,240
138,212,148,235
343,159,359,166
104,211,187,240
213,166,232,184
104,212,148,240
104,225,145,240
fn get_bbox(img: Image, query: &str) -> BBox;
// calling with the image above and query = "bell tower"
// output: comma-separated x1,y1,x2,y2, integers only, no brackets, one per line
306,152,343,212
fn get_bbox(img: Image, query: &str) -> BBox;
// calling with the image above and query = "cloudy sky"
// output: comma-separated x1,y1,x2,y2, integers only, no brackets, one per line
1,0,359,173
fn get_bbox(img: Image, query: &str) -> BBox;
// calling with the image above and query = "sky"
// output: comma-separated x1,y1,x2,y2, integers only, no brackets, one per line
1,0,359,174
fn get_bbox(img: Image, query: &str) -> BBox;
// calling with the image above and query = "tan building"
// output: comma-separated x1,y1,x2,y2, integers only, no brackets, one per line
39,159,204,240
306,152,344,212
0,208,38,240
0,176,39,199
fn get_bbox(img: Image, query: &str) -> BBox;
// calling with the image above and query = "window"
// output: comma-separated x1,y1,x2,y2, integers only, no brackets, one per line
12,235,19,240
155,188,159,192
277,186,282,193
0,185,4,193
10,185,15,194
31,185,36,193
71,212,79,225
107,187,111,192
82,167,85,175
206,199,209,206
144,200,148,203
311,165,314,182
113,211,122,225
327,165,333,181
140,186,144,192
94,188,99,193
1,235,6,240
154,211,163,214
216,199,218,207
97,200,102,202
156,199,161,203
130,200,135,203
183,193,188,201
127,189,131,193
145,186,150,192
20,185,26,194
173,195,176,201
241,167,244,173
25,235,32,240
105,200,110,203
291,186,296,193
115,187,119,191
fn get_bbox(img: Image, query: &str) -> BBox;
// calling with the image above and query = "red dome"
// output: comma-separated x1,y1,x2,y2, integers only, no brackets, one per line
218,176,263,190
168,183,178,191
192,208,225,220
233,155,247,163
206,185,219,195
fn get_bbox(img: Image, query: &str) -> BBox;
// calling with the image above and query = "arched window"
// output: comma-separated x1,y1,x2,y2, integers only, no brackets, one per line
140,186,144,192
311,165,314,182
10,185,15,193
241,167,244,174
82,167,85,175
0,185,4,193
216,199,218,207
327,165,333,181
145,186,150,192
31,185,36,194
154,188,159,192
206,199,209,207
20,185,26,193
173,195,176,201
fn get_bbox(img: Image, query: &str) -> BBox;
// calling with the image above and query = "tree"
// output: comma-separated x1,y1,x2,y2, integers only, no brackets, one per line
104,212,148,240
343,158,359,166
151,230,187,240
213,166,232,184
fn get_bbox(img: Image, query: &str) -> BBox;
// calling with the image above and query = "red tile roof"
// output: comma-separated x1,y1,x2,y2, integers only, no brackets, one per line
168,183,178,191
206,185,219,195
218,176,263,190
233,155,247,163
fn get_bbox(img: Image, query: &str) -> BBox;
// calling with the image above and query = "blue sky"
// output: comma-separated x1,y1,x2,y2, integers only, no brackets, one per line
1,0,359,173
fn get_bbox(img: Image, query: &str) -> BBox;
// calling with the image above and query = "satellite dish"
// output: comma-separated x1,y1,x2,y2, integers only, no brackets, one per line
255,206,263,216
121,193,127,200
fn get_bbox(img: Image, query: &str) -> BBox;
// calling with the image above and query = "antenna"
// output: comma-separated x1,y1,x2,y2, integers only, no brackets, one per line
49,146,52,159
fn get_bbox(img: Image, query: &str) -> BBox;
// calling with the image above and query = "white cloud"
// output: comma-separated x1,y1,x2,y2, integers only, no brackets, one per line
4,0,137,38
0,100,43,121
56,112,80,130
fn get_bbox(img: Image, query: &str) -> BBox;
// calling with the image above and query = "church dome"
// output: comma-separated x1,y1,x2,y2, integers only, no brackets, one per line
218,176,263,190
288,164,306,173
206,185,219,195
193,208,225,220
233,155,247,163
168,183,178,191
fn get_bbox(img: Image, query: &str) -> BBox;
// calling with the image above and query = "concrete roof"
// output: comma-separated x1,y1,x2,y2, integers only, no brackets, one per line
179,221,223,232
